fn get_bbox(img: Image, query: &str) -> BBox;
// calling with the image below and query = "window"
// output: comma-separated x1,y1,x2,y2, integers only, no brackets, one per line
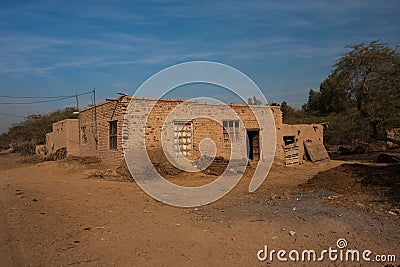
109,120,117,150
223,120,240,143
173,121,193,157
283,136,295,146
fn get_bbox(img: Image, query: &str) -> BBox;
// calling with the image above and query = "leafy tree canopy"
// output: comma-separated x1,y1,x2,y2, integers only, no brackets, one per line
0,107,78,153
302,40,400,142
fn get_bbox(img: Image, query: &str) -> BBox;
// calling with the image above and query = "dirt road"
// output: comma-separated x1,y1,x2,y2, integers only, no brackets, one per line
0,152,399,266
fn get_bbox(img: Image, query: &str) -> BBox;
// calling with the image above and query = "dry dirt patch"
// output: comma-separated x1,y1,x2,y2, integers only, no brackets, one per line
302,163,400,216
1,152,399,266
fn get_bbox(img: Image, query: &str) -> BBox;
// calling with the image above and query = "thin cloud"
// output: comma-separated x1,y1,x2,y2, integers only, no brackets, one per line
0,0,398,128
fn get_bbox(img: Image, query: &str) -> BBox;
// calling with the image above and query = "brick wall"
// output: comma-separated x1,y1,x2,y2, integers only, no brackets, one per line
123,98,281,168
79,96,129,167
145,101,259,160
79,96,323,168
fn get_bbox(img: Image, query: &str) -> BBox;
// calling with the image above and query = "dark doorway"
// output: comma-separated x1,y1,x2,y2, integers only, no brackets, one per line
247,130,260,161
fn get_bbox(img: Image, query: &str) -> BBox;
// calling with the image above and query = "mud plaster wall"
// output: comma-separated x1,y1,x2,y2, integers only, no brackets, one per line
45,119,80,156
276,124,324,164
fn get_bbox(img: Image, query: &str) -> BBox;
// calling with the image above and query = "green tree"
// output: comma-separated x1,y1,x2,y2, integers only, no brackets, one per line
281,101,305,124
319,75,352,114
248,96,262,105
280,101,291,121
302,89,321,114
332,40,400,141
303,78,353,115
0,107,78,154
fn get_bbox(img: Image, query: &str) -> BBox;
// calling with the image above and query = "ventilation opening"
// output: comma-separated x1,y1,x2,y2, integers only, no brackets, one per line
283,136,295,146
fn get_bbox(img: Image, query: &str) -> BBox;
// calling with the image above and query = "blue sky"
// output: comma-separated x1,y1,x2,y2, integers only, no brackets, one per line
0,0,399,132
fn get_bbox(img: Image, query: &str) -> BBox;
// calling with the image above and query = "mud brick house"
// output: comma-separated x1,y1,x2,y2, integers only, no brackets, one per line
36,119,80,157
77,95,326,168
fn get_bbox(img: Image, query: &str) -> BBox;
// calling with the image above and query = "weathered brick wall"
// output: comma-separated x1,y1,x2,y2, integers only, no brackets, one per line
79,97,129,167
79,96,322,168
125,98,275,163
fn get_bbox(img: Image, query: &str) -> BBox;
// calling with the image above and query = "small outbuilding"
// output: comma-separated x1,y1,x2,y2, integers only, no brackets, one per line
37,119,80,158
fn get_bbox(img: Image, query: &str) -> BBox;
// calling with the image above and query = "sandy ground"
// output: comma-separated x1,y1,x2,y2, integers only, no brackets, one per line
0,151,399,266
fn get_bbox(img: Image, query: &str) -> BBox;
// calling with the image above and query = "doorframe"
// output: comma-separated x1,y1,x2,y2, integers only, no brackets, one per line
246,129,260,161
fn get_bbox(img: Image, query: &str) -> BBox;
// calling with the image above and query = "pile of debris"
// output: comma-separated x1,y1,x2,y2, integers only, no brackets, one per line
302,163,400,217
44,147,67,161
194,156,248,176
199,156,228,176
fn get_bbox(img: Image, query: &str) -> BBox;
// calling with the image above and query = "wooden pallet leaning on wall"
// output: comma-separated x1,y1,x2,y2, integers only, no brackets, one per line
284,144,299,166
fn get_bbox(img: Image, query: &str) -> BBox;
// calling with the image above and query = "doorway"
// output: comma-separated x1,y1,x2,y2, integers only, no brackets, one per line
247,130,260,161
